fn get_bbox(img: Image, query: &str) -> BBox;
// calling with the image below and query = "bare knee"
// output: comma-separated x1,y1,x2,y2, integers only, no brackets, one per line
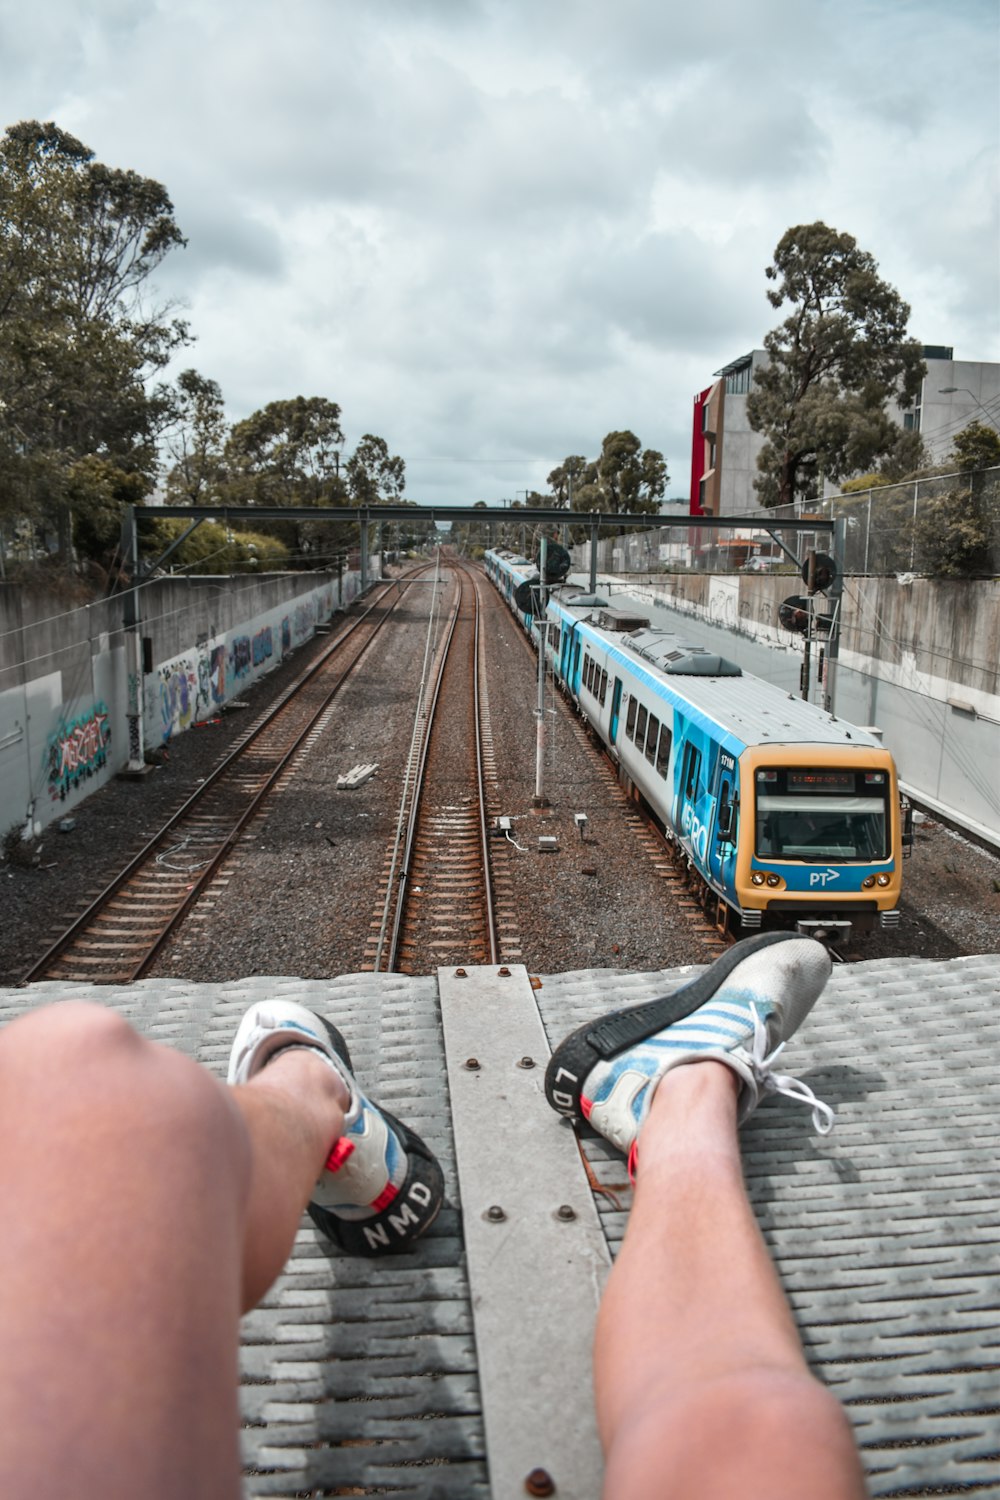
604,1369,865,1500
1,999,143,1071
0,1002,251,1203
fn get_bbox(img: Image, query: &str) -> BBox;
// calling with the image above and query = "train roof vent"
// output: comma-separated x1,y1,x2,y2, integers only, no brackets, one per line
626,629,742,676
596,608,650,632
570,593,609,608
664,652,742,676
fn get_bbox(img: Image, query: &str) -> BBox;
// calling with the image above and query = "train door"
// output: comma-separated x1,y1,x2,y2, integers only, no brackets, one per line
675,727,710,876
561,624,576,686
707,749,738,895
609,677,624,744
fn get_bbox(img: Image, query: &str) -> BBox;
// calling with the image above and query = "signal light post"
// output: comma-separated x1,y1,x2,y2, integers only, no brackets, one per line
779,541,840,709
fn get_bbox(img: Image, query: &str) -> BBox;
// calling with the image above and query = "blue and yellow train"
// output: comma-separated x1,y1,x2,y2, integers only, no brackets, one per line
485,547,909,940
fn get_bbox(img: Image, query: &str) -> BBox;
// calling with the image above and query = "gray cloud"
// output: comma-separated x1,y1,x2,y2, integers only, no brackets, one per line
0,0,995,509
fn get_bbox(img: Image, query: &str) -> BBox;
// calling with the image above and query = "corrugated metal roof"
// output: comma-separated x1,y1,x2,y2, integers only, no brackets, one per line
3,953,997,1498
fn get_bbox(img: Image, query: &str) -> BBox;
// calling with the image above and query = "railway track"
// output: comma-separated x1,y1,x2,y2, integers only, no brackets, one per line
22,578,421,984
366,561,498,973
498,579,729,959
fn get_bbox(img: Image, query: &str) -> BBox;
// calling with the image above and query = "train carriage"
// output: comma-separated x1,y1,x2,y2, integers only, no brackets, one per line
485,548,908,940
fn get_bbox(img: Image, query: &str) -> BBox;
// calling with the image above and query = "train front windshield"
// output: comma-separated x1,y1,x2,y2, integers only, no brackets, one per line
754,769,890,862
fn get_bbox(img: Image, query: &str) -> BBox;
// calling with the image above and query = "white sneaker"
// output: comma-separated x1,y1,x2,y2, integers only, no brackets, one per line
545,934,835,1168
229,1000,444,1256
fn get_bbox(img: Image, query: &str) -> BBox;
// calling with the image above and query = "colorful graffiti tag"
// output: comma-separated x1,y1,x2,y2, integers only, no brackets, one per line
158,659,198,741
281,616,291,656
252,626,273,667
210,644,226,705
231,636,252,679
45,704,112,801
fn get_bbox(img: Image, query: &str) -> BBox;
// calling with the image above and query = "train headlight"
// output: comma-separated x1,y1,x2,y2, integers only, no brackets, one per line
862,875,876,889
765,873,781,887
751,871,766,886
876,873,892,887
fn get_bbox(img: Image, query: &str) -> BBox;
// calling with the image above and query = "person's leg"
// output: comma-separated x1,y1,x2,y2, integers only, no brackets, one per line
595,1061,867,1500
0,997,443,1500
545,933,867,1500
0,1000,341,1499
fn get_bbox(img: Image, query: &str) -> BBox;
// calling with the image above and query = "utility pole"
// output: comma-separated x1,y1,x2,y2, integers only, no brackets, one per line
121,505,146,774
533,534,549,807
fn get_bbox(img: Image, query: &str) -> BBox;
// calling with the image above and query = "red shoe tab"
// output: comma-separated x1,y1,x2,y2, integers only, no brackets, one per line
371,1181,399,1212
325,1136,355,1173
581,1096,593,1120
627,1140,639,1185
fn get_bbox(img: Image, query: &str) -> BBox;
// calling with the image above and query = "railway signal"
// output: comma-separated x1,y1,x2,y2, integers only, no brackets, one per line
802,551,836,592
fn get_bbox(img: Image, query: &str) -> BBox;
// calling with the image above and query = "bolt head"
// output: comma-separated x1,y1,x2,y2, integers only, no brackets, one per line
485,1204,506,1222
556,1204,576,1221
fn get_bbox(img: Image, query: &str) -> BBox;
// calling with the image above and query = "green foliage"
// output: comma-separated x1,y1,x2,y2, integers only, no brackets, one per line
547,433,669,521
142,517,290,573
840,471,893,493
747,222,926,509
345,433,405,505
164,369,229,504
908,486,994,577
0,121,189,559
546,455,587,507
223,396,345,504
952,421,1000,473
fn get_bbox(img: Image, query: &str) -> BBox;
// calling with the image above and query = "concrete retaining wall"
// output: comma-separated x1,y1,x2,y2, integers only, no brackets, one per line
0,562,374,838
587,570,1000,848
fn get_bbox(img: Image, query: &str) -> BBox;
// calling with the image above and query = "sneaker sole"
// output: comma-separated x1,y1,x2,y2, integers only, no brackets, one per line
544,932,807,1118
308,1017,445,1258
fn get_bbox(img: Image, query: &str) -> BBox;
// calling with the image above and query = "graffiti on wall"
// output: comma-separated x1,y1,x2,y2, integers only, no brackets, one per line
210,644,226,704
152,641,227,743
231,636,252,679
44,704,112,801
293,601,315,641
158,658,198,741
281,616,291,656
252,626,273,667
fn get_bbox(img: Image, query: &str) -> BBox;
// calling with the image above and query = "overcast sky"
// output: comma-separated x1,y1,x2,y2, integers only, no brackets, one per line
2,0,998,505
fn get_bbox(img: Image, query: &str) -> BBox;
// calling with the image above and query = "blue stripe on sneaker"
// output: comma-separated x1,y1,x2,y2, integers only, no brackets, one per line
658,1018,748,1042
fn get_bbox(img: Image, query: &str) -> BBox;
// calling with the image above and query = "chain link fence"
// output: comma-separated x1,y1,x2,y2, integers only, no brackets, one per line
563,466,1000,579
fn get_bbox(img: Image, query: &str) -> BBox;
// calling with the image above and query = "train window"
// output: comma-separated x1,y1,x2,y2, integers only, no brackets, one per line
754,768,889,861
635,704,648,745
645,714,659,764
573,641,581,678
684,746,701,800
599,669,608,705
626,697,637,739
583,656,592,691
656,728,672,778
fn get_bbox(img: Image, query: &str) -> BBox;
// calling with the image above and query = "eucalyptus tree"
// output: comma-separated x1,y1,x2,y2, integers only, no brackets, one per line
164,370,229,505
0,120,188,558
747,222,925,509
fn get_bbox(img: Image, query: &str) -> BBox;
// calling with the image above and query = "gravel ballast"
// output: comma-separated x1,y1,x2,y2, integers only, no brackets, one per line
4,574,999,984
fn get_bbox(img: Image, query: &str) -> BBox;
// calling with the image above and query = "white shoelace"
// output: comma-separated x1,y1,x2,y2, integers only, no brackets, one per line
748,1003,836,1135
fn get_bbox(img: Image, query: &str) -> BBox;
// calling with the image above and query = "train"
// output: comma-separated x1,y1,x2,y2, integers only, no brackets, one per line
484,546,910,941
